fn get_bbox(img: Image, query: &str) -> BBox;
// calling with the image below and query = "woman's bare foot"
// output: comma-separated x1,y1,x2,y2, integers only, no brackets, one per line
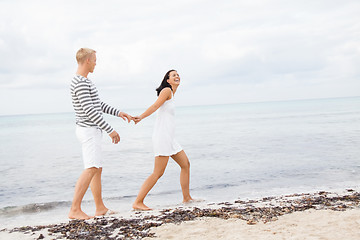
68,209,92,220
132,202,152,211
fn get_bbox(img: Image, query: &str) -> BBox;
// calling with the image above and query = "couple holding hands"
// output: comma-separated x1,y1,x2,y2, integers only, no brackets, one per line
69,48,194,220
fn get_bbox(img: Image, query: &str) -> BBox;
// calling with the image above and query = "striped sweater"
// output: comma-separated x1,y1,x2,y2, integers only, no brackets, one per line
70,75,120,134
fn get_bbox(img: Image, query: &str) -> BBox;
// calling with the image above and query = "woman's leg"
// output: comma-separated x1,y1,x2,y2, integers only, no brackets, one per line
133,156,169,210
171,150,193,202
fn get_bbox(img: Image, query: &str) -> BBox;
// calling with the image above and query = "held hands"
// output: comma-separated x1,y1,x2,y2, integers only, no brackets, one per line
132,116,142,124
119,112,133,123
118,112,142,124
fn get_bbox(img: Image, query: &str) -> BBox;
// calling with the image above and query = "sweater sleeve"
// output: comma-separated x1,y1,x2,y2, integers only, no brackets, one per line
101,102,121,117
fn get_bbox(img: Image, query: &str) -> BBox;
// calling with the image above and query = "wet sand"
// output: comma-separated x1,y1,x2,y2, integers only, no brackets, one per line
1,190,360,239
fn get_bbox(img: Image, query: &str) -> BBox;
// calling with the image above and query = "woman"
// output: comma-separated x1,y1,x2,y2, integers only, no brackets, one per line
132,69,193,210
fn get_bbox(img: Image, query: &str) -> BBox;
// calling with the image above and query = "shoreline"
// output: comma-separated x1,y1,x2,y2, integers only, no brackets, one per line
1,189,360,239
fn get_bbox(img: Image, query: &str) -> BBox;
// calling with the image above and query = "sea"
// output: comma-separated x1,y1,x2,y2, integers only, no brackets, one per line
1,96,360,228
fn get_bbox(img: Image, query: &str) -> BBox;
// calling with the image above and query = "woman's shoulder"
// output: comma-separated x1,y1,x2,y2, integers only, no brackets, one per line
159,87,173,98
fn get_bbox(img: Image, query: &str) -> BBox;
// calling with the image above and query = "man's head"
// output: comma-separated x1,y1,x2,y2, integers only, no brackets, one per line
76,48,97,73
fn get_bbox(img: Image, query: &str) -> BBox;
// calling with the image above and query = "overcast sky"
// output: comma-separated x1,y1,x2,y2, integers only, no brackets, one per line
0,0,359,115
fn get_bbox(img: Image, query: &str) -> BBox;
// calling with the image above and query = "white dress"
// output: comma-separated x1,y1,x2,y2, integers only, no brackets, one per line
152,91,182,157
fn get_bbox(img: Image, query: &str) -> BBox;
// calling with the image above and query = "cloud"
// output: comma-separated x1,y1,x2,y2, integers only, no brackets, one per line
0,0,359,115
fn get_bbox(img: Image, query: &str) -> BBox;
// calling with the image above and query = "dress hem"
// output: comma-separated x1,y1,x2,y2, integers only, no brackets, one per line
154,148,183,157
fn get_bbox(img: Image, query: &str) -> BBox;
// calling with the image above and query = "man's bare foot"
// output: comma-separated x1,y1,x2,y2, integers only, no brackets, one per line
68,209,92,220
183,197,194,203
95,208,118,216
95,207,109,216
183,198,204,204
132,202,152,211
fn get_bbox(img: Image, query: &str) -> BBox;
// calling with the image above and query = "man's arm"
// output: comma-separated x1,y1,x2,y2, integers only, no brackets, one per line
101,102,132,122
75,82,114,134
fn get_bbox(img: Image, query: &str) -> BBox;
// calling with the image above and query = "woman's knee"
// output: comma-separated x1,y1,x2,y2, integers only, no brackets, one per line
152,170,165,179
182,160,190,170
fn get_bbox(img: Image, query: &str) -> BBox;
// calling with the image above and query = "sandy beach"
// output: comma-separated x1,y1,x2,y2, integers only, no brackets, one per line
145,209,360,240
1,190,360,239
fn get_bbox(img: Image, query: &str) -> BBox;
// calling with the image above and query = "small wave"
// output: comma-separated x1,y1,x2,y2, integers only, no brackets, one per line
193,179,263,191
104,195,138,201
198,183,237,190
0,201,71,217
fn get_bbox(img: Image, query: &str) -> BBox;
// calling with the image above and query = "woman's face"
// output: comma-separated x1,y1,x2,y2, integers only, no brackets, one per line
167,71,180,86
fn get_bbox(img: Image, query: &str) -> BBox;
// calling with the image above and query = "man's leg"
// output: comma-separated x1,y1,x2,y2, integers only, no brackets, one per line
90,167,109,216
68,167,98,220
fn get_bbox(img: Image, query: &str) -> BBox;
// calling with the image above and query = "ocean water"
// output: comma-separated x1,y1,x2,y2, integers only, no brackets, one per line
0,97,360,228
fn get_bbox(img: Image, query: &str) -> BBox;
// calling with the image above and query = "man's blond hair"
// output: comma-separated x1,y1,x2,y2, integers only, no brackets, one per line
76,48,96,64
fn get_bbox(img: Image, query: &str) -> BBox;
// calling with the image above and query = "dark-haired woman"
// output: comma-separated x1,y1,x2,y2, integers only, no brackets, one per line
132,70,194,211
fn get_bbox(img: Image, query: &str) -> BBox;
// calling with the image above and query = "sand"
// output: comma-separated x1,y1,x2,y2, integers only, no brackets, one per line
145,209,360,240
2,209,360,239
1,190,360,239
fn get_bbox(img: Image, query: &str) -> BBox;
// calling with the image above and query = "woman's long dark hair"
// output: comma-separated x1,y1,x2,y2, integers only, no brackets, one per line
156,69,176,96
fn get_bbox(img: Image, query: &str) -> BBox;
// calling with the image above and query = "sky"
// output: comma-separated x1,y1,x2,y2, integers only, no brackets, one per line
0,0,359,115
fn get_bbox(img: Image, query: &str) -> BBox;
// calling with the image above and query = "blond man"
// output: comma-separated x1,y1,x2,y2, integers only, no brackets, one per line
69,48,131,220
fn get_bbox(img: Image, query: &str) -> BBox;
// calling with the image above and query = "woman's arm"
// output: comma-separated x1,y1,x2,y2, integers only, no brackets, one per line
135,88,172,123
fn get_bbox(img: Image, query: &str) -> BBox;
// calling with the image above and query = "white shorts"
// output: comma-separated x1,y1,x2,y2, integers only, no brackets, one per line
76,126,103,169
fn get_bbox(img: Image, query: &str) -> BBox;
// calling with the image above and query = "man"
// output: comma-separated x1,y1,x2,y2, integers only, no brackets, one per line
69,48,132,220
